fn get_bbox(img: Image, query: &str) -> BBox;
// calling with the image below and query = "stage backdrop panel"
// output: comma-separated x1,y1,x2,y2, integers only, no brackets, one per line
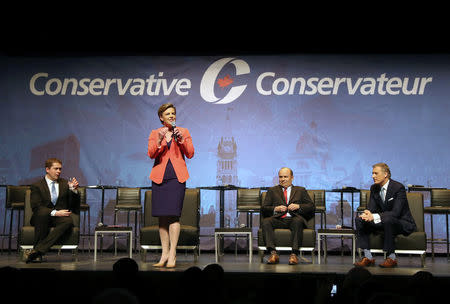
2,54,449,251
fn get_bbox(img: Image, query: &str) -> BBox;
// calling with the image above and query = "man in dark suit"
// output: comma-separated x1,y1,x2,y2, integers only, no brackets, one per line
354,162,416,268
261,167,314,265
26,158,80,263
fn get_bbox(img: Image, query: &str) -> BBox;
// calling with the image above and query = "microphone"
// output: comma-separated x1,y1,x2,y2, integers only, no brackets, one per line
171,121,177,142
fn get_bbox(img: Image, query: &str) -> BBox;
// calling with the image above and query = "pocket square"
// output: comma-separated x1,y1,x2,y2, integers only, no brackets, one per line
388,198,394,201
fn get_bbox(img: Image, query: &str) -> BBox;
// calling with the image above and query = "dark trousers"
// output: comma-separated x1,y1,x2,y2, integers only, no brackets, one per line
355,214,405,255
31,209,74,253
262,216,305,253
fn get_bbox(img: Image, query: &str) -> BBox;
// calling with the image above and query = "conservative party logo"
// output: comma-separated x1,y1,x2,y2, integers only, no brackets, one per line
200,57,250,105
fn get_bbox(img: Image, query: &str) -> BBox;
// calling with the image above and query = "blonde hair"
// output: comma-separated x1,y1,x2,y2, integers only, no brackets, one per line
372,162,391,178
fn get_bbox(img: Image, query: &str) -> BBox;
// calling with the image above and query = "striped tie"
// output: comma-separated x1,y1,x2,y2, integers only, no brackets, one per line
51,181,57,204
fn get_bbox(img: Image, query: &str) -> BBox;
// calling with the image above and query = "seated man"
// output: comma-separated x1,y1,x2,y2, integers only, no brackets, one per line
26,157,80,263
261,167,314,265
354,162,416,268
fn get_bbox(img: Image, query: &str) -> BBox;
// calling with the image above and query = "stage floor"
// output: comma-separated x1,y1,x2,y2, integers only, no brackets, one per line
1,250,449,278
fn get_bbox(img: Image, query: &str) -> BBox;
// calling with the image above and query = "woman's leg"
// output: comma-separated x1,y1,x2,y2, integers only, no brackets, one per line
154,216,170,266
167,216,180,267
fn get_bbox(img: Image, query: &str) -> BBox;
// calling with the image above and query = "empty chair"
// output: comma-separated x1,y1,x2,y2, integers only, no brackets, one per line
236,188,261,229
77,187,91,251
2,185,30,253
357,189,371,214
424,189,450,259
140,189,200,262
257,191,316,263
307,190,326,229
114,187,142,251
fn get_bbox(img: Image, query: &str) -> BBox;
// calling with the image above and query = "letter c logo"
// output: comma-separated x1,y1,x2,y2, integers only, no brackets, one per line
200,58,250,104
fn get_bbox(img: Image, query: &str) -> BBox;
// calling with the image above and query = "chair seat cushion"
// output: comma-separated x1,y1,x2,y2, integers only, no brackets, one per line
80,203,90,210
424,206,450,214
140,225,199,246
115,204,142,210
20,226,79,246
237,206,261,212
257,228,315,248
10,202,25,209
369,231,426,250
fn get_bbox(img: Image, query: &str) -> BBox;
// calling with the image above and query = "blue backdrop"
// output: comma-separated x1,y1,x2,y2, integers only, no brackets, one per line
2,54,449,250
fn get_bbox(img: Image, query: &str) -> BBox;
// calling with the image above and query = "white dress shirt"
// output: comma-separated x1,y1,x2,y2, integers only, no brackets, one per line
45,176,59,216
373,179,389,224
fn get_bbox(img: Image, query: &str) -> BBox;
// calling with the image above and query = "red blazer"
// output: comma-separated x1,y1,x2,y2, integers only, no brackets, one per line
147,126,194,184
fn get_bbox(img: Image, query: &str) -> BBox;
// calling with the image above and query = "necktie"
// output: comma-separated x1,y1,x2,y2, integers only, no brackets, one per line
51,181,57,204
281,188,288,218
380,187,385,203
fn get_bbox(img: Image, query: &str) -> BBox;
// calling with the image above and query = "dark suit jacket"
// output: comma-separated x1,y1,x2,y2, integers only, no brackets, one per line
368,179,416,235
262,185,314,222
30,177,81,219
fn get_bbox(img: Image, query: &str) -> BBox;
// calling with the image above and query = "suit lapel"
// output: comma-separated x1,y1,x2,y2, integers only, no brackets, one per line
372,185,385,210
384,181,394,208
277,185,286,204
289,187,297,203
57,178,67,204
41,178,51,202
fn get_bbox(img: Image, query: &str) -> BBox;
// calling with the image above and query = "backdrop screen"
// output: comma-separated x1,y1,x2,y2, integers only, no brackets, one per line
2,54,449,250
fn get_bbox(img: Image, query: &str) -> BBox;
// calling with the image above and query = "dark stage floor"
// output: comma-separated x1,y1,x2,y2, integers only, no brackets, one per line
1,249,449,276
1,250,449,304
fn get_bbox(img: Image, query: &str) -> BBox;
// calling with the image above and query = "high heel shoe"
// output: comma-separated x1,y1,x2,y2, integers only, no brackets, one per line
152,259,168,267
166,257,176,268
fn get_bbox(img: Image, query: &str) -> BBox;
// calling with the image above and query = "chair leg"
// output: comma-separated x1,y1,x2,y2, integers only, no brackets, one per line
421,252,426,267
16,209,22,254
140,248,147,262
134,211,138,252
259,250,264,263
446,213,449,259
430,214,435,260
8,209,14,254
1,208,8,253
194,246,199,262
87,208,91,253
114,210,118,255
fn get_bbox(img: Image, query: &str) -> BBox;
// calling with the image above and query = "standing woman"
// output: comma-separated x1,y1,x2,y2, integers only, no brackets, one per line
147,103,194,268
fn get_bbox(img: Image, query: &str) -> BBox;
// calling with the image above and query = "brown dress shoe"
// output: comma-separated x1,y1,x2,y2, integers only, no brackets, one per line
288,253,299,265
354,257,375,267
267,251,279,264
379,258,397,268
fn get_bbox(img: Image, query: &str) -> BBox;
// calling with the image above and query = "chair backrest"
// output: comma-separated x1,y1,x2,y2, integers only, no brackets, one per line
260,191,314,229
359,189,371,209
6,185,30,208
116,187,141,206
306,189,325,208
236,188,261,211
406,192,424,232
143,189,200,227
22,189,33,226
144,191,157,226
431,189,450,208
78,186,87,205
180,188,201,227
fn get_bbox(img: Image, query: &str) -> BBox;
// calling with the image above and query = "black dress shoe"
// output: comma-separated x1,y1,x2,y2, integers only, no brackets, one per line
26,250,43,264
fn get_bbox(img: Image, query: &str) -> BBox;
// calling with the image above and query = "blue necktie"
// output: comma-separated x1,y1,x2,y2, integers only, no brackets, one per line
51,181,57,204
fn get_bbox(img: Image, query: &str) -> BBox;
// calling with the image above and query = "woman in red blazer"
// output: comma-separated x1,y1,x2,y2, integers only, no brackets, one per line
147,103,194,268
